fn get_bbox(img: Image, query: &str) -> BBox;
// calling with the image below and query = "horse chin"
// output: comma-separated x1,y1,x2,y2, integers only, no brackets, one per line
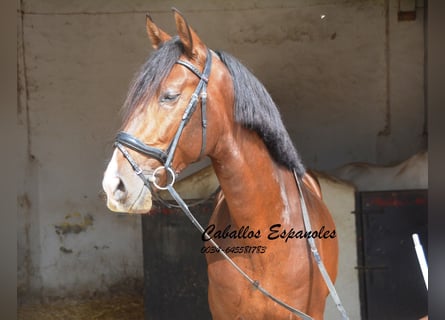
106,190,154,214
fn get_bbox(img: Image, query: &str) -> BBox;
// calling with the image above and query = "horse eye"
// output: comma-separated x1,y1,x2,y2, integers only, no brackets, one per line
160,92,180,104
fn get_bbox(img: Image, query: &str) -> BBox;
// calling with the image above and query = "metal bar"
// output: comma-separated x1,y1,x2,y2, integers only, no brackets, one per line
412,233,428,290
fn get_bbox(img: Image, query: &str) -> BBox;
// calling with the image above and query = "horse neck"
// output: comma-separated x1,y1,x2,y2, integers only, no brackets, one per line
211,126,298,228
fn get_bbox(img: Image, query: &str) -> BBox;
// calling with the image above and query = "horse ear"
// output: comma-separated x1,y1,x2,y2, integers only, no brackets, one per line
146,14,171,49
172,8,205,60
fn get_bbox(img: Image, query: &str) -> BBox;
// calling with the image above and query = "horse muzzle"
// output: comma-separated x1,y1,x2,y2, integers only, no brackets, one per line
102,149,155,214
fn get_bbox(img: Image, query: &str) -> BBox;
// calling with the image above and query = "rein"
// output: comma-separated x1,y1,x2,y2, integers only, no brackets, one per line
114,49,349,320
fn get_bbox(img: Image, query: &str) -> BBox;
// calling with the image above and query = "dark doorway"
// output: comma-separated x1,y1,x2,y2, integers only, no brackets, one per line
142,202,213,320
355,190,428,319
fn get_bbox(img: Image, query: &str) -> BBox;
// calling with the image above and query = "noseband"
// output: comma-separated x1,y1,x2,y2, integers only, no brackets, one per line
115,48,212,190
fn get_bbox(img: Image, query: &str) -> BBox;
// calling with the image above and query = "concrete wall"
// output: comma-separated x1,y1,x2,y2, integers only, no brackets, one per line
17,0,425,315
316,172,359,319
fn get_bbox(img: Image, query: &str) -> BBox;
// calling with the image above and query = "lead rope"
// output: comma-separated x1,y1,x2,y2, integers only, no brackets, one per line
166,184,313,320
293,169,349,320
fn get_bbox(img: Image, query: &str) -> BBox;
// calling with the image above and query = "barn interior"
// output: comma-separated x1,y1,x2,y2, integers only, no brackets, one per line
17,0,429,319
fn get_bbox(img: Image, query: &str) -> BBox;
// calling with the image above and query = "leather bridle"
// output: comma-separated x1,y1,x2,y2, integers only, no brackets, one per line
112,48,349,320
114,48,212,193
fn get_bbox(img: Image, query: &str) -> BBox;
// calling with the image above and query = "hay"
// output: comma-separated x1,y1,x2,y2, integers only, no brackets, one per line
18,293,144,320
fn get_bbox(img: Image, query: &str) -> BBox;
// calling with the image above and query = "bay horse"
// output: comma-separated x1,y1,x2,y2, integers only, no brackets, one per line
102,9,340,319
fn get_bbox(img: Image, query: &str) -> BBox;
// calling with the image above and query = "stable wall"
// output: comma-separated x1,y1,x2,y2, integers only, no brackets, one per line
17,0,425,316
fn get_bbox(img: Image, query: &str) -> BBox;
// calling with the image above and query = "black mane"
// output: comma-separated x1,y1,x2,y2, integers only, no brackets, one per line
121,38,305,176
216,51,305,176
121,37,183,126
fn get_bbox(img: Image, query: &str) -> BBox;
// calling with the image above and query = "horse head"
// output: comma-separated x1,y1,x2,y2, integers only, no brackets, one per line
102,9,233,213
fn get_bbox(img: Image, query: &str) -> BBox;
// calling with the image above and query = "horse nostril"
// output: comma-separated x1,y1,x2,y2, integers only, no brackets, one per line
117,179,126,192
113,177,127,202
